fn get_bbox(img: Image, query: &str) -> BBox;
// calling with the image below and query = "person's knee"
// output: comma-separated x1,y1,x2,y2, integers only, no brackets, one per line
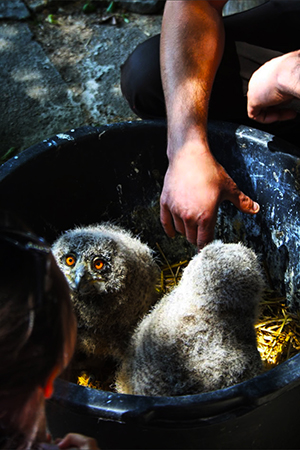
120,46,146,107
121,35,166,119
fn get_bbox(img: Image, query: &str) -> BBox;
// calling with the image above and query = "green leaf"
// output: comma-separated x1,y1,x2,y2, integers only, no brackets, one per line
83,2,97,13
106,1,114,13
45,14,59,25
0,147,18,164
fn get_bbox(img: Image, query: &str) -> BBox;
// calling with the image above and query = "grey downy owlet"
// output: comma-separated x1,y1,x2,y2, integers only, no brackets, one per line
116,240,265,396
52,223,159,389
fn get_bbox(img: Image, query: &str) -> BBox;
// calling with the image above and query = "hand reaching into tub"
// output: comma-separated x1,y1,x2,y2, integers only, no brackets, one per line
160,140,260,249
247,50,300,124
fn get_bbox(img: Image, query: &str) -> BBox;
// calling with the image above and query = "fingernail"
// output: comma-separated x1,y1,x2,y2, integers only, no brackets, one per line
253,202,260,213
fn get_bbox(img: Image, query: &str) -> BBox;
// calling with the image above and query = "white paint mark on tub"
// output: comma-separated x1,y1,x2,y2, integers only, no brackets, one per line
56,133,74,140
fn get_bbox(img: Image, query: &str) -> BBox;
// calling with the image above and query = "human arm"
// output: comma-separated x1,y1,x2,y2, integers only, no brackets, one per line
160,0,259,249
247,50,300,123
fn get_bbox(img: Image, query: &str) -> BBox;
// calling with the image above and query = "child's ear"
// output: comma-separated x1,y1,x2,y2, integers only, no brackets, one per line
43,366,60,399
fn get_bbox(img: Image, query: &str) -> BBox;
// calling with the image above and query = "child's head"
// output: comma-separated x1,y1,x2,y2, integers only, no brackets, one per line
0,211,77,447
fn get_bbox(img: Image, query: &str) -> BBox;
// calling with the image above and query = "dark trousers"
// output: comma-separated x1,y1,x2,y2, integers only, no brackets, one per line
121,0,300,146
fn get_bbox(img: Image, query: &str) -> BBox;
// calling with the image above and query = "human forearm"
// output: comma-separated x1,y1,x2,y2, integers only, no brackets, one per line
159,0,259,249
160,0,226,152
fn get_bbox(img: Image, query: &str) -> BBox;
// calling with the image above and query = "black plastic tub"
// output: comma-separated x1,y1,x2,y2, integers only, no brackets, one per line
1,120,300,449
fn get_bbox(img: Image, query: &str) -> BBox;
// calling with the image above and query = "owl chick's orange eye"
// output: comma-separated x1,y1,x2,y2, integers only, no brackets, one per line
65,254,76,267
93,257,104,271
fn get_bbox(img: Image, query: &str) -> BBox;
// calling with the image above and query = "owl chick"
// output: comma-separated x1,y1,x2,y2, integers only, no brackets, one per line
52,223,159,387
116,240,265,396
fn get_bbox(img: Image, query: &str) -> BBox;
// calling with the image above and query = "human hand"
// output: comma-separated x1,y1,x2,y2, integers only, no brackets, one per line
56,433,99,450
247,51,300,123
160,144,259,249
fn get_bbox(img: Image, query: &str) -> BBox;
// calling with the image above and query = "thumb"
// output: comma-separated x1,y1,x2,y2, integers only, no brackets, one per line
225,187,260,215
220,169,260,215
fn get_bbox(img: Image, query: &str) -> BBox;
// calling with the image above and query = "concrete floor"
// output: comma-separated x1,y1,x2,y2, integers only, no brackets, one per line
0,0,266,159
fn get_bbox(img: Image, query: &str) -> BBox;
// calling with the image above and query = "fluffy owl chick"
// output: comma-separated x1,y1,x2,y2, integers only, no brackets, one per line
116,240,265,396
52,223,159,383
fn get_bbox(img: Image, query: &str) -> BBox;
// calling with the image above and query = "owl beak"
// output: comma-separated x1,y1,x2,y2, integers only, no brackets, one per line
74,263,86,289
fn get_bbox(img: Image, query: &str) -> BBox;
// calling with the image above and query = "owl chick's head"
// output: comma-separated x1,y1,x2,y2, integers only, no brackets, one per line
52,227,127,297
52,223,159,337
